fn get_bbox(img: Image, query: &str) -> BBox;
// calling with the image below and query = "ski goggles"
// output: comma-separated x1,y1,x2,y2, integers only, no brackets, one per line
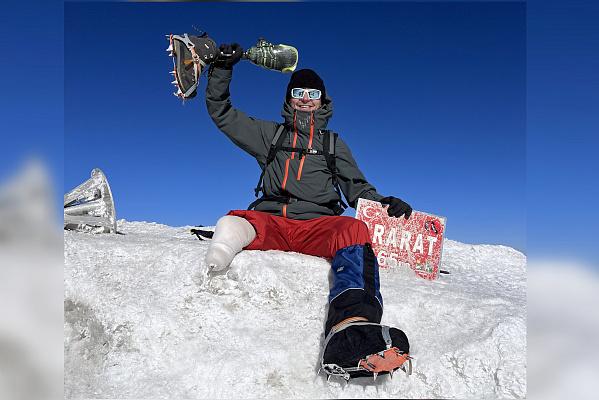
290,88,322,100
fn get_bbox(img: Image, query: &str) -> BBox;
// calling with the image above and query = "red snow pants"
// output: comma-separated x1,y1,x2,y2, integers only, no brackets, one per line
227,210,371,259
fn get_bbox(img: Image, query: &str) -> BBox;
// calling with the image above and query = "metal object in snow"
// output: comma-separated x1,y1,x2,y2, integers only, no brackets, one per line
64,168,117,233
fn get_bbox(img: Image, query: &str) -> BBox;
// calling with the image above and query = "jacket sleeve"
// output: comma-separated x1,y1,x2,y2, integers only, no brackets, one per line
335,137,385,208
205,66,276,165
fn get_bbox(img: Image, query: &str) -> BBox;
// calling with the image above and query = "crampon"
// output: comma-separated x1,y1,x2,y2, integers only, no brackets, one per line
357,347,413,377
321,347,412,383
166,32,218,100
319,321,412,383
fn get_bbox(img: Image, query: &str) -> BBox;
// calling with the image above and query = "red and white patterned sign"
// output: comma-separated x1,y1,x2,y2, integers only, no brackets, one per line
355,198,447,280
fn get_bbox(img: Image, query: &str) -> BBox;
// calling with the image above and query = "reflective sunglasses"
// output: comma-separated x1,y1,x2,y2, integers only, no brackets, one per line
290,88,322,100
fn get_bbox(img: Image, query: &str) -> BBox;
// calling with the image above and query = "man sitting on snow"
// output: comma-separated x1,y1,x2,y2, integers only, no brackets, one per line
202,43,412,381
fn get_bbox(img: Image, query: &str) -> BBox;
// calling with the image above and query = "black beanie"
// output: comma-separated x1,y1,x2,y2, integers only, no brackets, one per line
286,69,326,102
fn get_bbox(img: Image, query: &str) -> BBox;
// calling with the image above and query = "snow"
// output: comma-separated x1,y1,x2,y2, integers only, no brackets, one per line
64,220,526,399
527,262,599,400
0,160,63,400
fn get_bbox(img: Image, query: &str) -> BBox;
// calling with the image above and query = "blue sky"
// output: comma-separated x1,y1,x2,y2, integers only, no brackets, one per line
527,0,599,263
2,1,596,264
0,1,63,192
63,1,526,252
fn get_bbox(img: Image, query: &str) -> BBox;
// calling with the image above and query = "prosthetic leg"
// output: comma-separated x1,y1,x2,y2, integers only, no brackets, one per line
204,215,256,272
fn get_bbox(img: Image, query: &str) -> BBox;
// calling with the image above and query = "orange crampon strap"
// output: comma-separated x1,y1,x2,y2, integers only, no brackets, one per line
358,347,412,374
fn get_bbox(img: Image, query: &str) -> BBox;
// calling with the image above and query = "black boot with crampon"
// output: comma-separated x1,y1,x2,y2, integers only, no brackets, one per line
166,32,219,100
320,243,412,383
319,319,412,383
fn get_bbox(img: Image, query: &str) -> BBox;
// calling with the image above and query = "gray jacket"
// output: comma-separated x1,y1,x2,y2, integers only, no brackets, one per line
206,67,384,220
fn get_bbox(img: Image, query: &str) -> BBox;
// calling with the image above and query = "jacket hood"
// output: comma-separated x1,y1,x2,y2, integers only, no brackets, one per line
281,96,333,134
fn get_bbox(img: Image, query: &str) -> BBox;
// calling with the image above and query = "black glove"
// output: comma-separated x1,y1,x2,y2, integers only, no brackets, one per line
213,43,243,69
380,196,412,219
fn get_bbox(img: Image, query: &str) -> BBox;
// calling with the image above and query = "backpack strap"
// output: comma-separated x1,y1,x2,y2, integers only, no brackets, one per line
322,130,348,215
253,124,287,197
250,126,349,216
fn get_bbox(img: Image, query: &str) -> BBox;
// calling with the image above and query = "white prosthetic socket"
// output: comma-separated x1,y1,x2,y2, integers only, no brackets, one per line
204,215,256,272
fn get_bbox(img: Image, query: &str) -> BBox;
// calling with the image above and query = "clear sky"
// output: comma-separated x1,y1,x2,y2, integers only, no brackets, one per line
527,0,599,264
0,0,63,192
64,1,526,252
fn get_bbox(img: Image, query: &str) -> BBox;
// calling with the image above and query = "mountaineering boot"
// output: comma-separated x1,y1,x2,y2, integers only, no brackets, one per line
204,215,256,271
319,243,411,382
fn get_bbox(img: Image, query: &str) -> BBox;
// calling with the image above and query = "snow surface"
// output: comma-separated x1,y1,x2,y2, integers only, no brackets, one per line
64,220,526,399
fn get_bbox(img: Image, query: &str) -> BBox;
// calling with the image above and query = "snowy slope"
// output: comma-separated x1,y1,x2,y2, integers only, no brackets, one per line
64,220,526,399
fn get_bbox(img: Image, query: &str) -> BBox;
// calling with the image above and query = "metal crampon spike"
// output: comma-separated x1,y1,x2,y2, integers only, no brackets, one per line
169,70,176,76
317,367,322,375
171,80,178,85
389,369,394,379
373,372,378,381
169,51,173,57
327,375,331,382
399,359,413,375
166,44,173,52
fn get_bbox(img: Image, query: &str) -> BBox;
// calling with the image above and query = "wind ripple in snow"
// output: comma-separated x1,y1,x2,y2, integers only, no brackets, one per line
64,220,526,399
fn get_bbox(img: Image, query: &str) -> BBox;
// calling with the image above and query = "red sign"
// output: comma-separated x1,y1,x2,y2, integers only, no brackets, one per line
355,198,447,280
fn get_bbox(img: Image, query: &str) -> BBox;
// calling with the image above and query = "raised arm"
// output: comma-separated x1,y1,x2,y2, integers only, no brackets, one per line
205,44,276,165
